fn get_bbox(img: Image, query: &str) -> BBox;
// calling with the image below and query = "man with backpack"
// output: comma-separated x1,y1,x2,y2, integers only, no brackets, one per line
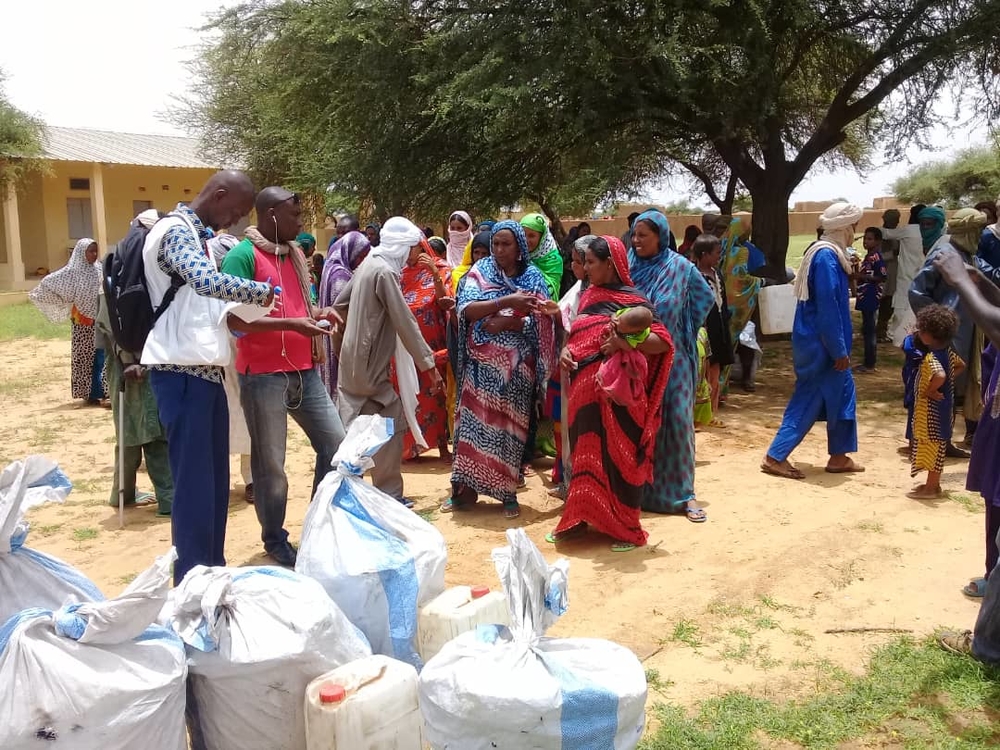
139,170,276,584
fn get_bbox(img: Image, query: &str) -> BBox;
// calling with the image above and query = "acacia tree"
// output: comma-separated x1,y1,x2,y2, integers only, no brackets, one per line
180,0,647,233
892,145,1000,208
426,0,999,270
0,71,44,197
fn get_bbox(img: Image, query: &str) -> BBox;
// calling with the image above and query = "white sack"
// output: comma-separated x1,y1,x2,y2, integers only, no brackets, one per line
0,457,103,622
418,529,647,750
168,565,371,750
0,548,186,750
296,414,447,669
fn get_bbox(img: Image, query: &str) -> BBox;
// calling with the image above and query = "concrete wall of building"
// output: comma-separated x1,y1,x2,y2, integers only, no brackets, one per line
0,162,218,284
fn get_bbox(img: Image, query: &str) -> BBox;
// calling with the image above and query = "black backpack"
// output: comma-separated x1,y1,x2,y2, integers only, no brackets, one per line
102,213,185,356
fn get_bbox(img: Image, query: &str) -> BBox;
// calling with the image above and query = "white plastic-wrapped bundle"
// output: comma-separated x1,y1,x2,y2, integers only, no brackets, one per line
0,456,103,622
0,549,187,749
419,529,648,750
296,415,447,669
168,565,372,750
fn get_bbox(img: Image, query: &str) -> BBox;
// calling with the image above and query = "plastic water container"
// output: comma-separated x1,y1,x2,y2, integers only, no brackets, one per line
417,585,510,662
758,283,797,335
305,655,423,750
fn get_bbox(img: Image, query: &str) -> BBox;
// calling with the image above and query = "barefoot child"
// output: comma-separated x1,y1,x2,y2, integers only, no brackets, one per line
909,304,964,499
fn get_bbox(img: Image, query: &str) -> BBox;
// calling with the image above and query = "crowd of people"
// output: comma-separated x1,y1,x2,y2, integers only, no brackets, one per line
24,171,1000,668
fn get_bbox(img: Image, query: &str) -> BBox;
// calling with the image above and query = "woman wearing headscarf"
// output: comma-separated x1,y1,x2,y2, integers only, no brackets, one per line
29,238,107,404
365,221,381,248
396,236,455,460
520,213,566,300
446,210,474,268
318,230,371,400
761,203,864,480
445,220,556,519
629,211,714,521
547,236,674,550
719,216,765,392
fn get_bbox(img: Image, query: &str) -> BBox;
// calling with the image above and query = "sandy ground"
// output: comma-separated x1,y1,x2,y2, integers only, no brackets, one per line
0,334,988,714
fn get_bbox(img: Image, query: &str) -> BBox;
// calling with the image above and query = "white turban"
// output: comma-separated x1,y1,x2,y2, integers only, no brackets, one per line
369,216,423,273
132,208,161,230
819,202,864,231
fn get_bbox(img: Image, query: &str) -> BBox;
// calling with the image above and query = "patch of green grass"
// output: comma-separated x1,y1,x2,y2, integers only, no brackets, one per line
856,519,885,533
71,526,99,542
950,493,985,514
758,595,797,613
668,619,704,649
645,667,674,693
115,572,138,586
707,600,757,619
786,234,818,270
72,478,102,494
34,523,63,537
29,425,60,450
0,302,71,342
416,508,438,523
640,638,1000,749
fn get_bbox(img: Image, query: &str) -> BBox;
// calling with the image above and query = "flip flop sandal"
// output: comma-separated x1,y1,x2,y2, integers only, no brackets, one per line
440,497,467,513
686,506,707,523
133,493,156,507
611,542,637,552
825,461,865,474
502,502,521,519
760,462,805,480
545,525,586,544
398,497,416,509
522,465,537,478
708,419,727,428
962,577,988,598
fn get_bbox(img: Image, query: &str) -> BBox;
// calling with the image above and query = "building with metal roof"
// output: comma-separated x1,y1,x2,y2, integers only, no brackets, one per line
1,127,223,290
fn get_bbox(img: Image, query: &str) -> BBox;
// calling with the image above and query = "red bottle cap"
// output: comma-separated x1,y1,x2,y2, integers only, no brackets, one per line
319,683,346,704
470,585,490,599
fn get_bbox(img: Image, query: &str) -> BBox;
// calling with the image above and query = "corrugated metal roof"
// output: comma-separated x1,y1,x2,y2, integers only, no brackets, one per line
42,126,220,169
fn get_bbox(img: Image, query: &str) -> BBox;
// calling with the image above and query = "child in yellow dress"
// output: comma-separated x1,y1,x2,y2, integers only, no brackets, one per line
909,304,964,499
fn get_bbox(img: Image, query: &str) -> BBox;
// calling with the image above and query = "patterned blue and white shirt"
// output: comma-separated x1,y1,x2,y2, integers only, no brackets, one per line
152,204,271,383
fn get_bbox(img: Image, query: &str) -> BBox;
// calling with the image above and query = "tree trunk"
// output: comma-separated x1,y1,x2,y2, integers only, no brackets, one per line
536,197,567,245
748,184,793,280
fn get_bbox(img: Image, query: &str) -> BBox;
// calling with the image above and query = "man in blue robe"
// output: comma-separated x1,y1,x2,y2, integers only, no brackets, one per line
761,203,864,480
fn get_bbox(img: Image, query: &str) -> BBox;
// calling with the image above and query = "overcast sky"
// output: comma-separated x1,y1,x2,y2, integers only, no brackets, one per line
2,0,986,210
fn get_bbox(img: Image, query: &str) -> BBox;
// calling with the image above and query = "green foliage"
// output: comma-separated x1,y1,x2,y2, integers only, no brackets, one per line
183,1,1000,264
428,0,999,265
640,638,1000,749
0,70,45,196
892,145,1000,208
179,0,639,227
661,199,708,215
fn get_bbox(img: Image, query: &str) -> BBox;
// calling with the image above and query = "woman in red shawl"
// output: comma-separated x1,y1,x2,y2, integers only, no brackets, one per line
396,238,455,459
547,236,674,550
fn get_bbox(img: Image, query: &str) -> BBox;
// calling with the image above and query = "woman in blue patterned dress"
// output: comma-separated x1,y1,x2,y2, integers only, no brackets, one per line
629,211,714,521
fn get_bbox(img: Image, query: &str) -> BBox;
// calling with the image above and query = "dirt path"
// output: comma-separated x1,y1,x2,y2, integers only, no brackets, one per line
1,335,986,711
